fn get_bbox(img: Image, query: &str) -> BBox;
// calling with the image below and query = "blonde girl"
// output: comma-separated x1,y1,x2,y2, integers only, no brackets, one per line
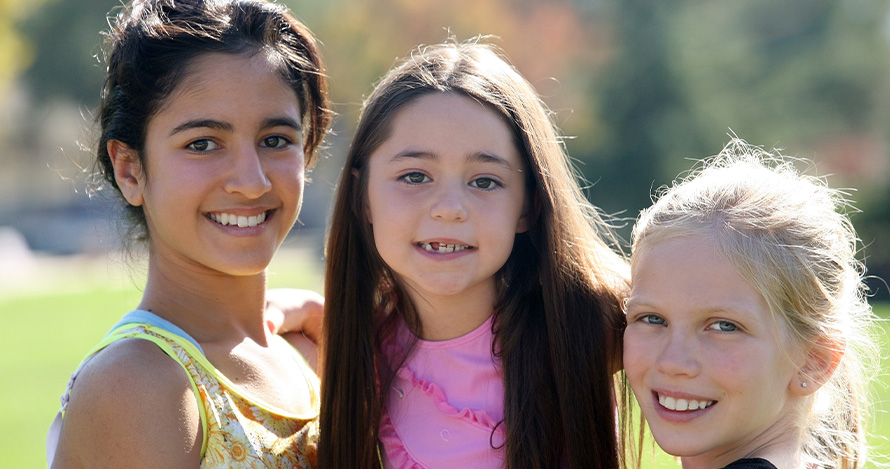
623,139,877,468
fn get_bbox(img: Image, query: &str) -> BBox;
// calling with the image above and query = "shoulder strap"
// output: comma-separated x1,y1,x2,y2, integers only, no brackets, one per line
111,310,203,352
62,320,210,457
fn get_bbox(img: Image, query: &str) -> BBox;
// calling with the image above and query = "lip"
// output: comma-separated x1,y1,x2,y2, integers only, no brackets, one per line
649,390,717,423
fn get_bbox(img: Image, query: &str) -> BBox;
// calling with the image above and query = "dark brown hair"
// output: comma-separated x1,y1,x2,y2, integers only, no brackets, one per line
95,0,331,242
320,40,630,468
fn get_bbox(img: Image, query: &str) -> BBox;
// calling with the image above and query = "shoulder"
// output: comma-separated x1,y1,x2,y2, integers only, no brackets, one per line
52,338,202,468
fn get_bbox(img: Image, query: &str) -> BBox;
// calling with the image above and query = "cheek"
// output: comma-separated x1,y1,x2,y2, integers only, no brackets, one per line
622,330,652,381
367,187,407,229
700,342,779,389
283,170,305,201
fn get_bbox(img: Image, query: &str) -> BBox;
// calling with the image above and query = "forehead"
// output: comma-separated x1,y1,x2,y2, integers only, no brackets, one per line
401,92,504,130
379,92,522,162
159,51,297,113
631,236,761,312
631,235,800,342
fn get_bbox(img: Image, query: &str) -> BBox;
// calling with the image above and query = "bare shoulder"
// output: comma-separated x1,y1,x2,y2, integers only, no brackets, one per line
52,338,202,468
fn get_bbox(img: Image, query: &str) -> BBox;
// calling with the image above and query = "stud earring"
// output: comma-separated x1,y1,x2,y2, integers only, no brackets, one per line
801,382,808,388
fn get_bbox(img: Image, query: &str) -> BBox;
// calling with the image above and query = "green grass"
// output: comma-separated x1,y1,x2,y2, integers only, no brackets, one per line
0,246,322,468
1,250,887,468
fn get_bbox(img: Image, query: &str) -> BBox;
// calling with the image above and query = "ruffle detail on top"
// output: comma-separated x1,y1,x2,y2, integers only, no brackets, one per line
381,339,504,435
393,363,503,433
378,413,427,469
379,338,505,468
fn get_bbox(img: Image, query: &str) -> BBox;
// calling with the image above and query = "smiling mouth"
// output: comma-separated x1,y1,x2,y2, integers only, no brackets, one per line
417,242,473,253
657,393,716,411
209,211,269,228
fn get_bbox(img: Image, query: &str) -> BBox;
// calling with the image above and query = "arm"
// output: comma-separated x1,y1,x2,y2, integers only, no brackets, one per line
265,288,324,370
51,339,202,468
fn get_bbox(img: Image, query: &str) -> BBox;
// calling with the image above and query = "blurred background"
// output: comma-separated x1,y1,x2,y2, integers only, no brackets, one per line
2,0,890,276
1,0,888,467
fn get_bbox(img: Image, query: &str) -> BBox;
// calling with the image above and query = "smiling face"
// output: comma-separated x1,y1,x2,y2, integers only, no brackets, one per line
365,92,528,314
121,52,304,277
623,234,803,467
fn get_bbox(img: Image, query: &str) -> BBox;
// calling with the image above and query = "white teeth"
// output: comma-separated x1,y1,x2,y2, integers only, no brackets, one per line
421,242,469,253
658,394,714,411
211,211,267,227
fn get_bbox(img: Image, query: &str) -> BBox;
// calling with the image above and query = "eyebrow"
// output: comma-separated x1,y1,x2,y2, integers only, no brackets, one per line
391,150,515,169
168,117,302,137
624,297,759,320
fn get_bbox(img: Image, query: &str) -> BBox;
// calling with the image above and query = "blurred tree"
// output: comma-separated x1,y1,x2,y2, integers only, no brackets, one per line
4,0,889,288
291,0,609,133
582,0,693,228
663,0,889,178
0,0,53,150
585,0,890,246
19,0,117,107
0,0,49,97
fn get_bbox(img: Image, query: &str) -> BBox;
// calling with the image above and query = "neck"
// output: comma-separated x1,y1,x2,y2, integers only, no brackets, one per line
138,251,270,346
680,424,804,469
406,282,496,341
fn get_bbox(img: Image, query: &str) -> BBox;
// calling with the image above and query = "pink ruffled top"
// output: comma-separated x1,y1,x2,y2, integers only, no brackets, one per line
379,315,505,469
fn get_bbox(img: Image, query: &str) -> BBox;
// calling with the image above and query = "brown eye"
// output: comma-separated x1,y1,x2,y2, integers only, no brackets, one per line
470,177,500,190
401,172,429,184
187,139,215,152
262,136,290,148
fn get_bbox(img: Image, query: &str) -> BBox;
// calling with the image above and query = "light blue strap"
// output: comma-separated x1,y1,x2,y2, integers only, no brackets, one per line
111,309,204,353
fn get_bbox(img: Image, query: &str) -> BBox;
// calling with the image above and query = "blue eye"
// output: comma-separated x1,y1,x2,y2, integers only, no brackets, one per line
470,177,501,190
400,172,429,184
640,314,666,326
707,320,738,332
187,139,218,152
261,136,291,149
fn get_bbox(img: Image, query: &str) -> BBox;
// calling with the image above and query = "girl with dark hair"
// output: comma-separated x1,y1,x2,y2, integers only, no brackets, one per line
319,40,630,469
47,0,331,466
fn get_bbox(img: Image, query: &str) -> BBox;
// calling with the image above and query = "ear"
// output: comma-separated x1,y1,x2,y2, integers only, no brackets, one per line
790,336,845,396
515,196,533,234
108,140,145,207
515,212,529,234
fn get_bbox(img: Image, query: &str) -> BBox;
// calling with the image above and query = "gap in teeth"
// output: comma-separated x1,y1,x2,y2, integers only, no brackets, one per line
421,242,468,253
658,394,714,411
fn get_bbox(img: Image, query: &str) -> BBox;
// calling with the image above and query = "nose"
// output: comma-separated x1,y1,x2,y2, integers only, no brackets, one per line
225,144,272,199
654,329,701,378
429,183,468,222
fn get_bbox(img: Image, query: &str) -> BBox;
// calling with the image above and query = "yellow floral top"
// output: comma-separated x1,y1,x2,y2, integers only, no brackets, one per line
58,312,319,468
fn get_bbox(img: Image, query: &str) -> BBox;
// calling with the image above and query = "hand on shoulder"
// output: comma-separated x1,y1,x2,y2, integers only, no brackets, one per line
265,288,324,370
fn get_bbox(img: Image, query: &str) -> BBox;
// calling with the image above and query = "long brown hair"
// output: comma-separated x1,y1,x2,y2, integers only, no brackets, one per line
320,40,630,468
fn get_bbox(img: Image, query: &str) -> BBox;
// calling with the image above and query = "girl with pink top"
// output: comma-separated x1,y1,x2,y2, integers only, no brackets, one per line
319,40,630,468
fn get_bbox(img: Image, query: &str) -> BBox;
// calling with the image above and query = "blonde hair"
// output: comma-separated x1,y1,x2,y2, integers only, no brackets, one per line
629,138,878,468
